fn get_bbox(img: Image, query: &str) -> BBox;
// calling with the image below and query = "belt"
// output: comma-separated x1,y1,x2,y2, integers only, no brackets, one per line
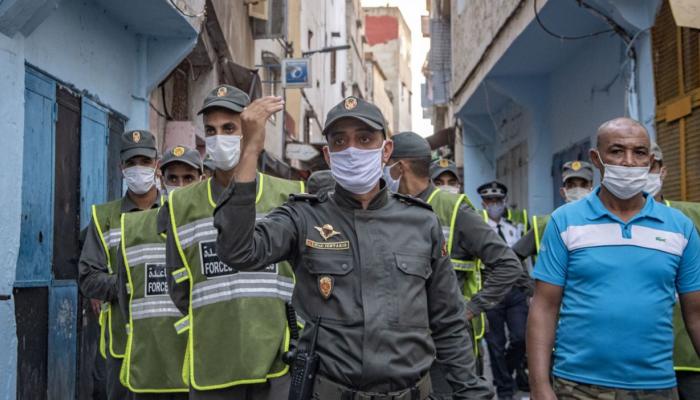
313,374,431,400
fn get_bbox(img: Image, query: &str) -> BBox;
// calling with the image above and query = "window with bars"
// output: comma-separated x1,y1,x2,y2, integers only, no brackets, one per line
652,0,700,201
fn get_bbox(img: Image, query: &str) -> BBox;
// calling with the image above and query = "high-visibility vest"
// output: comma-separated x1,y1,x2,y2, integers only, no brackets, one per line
168,174,304,390
92,198,129,359
426,188,486,353
120,207,188,393
507,208,529,233
666,200,700,371
532,214,551,255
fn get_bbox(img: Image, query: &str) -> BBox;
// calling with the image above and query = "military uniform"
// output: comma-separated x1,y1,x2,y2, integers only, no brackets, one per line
477,181,530,400
79,130,160,400
213,98,494,400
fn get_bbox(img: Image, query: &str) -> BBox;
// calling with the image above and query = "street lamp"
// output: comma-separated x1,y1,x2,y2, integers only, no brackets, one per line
301,44,351,58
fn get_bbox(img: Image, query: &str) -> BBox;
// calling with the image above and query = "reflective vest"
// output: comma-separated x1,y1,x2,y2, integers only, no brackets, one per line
168,174,304,390
507,208,529,233
666,200,700,371
92,199,129,359
426,188,486,353
532,214,551,255
120,208,188,393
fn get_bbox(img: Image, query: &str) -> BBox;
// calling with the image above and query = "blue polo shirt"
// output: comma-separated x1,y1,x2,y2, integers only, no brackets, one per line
533,187,700,389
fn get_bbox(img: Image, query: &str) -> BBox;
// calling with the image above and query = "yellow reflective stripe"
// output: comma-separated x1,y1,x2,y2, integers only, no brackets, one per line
99,309,107,359
507,208,512,220
665,200,671,207
206,178,216,208
426,188,440,204
474,314,486,340
447,194,465,254
523,209,529,232
299,180,305,193
533,215,541,254
92,205,113,273
675,366,700,372
255,172,264,204
172,267,189,284
481,209,488,223
174,316,190,334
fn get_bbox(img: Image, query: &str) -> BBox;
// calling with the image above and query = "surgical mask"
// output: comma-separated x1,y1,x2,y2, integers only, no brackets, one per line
329,144,384,195
486,202,506,220
596,151,649,200
383,162,400,192
564,187,590,203
644,173,662,197
123,166,155,195
442,185,461,195
206,135,241,171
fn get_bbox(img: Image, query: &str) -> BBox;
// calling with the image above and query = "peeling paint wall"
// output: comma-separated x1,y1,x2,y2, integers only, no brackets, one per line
0,32,24,400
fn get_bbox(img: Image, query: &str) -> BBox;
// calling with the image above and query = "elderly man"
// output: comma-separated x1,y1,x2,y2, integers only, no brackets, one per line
528,118,700,400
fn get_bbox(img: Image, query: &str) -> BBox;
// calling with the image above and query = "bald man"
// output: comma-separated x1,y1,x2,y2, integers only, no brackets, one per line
528,118,700,400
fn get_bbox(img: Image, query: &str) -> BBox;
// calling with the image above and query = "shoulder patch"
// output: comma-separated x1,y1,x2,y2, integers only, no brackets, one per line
289,193,322,203
392,193,433,211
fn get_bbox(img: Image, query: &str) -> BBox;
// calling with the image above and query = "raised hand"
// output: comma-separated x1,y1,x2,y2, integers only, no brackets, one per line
240,96,285,156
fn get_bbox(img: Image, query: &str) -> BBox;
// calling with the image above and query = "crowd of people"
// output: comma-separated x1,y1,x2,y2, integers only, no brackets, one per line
78,85,700,400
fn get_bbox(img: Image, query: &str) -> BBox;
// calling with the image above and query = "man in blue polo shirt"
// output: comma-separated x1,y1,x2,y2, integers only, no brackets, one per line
527,117,700,400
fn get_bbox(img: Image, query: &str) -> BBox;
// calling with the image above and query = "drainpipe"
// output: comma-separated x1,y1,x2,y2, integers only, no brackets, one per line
128,34,150,130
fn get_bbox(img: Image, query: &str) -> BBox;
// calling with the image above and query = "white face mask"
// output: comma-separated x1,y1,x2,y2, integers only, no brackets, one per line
442,185,461,195
206,135,241,171
563,187,591,203
644,173,662,197
596,151,649,200
383,162,400,192
329,144,385,195
123,166,155,195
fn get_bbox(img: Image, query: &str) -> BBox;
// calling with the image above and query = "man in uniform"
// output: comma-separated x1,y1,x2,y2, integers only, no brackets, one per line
431,159,462,194
79,130,161,400
116,145,203,399
528,118,700,400
214,96,494,399
477,181,530,400
164,85,304,399
644,142,700,400
512,161,594,261
386,131,526,399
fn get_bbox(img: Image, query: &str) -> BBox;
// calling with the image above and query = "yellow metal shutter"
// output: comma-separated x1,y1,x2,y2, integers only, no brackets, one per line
652,1,700,201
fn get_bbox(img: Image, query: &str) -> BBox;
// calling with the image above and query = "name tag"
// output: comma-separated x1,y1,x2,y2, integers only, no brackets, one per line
200,241,276,279
145,263,168,296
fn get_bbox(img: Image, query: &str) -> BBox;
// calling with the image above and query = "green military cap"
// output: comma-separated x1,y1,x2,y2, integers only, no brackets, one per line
202,155,216,172
198,84,251,115
160,145,202,173
323,96,387,136
307,170,336,195
477,181,508,199
430,159,460,182
561,160,594,183
651,142,664,162
390,131,431,159
121,130,157,162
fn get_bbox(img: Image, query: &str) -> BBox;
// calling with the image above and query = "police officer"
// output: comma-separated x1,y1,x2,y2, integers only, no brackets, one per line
79,129,161,400
431,159,462,194
644,142,700,400
477,181,529,400
164,85,304,400
116,145,203,399
214,96,494,399
386,132,526,399
512,161,594,260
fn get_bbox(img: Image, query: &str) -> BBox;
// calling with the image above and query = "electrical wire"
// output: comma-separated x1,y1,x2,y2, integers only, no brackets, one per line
169,0,205,18
533,0,614,40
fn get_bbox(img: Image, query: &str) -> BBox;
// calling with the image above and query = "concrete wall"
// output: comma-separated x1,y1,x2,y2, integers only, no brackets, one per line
0,32,24,398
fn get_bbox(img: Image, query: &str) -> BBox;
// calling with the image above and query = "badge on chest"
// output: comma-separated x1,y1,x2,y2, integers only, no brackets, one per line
305,223,350,250
199,241,276,278
145,263,168,296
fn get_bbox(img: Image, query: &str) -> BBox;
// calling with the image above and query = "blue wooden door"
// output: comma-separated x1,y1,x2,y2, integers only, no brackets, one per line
47,280,78,400
80,98,108,228
17,68,56,285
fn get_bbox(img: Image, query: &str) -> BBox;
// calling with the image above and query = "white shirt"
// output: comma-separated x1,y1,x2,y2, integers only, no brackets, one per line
487,218,520,247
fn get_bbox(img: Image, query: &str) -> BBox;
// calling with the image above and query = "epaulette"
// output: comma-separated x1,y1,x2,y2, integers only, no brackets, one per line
392,192,433,211
288,193,321,203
